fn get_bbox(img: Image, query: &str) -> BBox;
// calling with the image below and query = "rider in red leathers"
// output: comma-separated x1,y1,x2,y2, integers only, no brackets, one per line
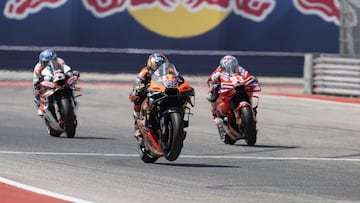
206,55,256,122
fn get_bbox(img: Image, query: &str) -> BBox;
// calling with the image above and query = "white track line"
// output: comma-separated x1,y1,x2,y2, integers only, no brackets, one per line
0,151,359,162
0,176,94,203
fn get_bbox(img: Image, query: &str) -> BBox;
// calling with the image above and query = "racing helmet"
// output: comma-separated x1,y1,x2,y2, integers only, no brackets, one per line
39,49,57,68
147,53,168,72
219,55,239,74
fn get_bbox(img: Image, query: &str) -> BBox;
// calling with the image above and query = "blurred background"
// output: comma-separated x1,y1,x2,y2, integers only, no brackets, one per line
0,0,359,78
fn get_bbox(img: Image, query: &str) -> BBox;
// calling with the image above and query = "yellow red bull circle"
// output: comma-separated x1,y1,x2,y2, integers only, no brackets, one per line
128,5,230,38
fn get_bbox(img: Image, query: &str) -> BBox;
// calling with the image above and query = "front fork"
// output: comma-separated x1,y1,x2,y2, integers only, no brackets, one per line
159,108,186,142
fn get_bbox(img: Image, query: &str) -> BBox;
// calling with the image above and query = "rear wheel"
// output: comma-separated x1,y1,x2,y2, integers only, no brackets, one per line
165,112,184,161
240,106,257,146
45,119,62,137
217,124,236,145
138,139,158,163
60,98,76,138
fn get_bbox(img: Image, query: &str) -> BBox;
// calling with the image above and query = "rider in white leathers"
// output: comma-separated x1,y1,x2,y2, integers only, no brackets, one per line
32,49,79,117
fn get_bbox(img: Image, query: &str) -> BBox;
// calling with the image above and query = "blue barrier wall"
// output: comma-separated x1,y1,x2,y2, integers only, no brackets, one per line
0,49,305,76
0,0,341,76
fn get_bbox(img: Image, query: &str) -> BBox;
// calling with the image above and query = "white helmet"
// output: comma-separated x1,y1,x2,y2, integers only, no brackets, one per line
39,49,57,68
219,55,239,74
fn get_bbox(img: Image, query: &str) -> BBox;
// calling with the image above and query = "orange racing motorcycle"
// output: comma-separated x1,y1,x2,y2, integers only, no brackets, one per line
135,62,195,163
38,67,81,138
213,73,260,145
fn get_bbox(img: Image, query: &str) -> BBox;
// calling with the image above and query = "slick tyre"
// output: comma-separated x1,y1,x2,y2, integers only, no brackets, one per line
217,124,236,145
165,112,184,161
240,106,257,146
45,119,62,137
60,98,76,138
138,139,158,163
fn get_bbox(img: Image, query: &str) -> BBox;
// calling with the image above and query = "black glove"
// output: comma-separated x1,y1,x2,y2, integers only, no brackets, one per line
134,83,145,95
73,70,80,78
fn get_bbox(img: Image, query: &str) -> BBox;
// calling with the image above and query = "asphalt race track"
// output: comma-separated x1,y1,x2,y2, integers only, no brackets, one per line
0,76,359,203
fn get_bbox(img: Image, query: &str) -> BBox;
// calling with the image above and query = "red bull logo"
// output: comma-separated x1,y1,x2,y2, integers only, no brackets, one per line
293,0,357,26
294,0,340,25
4,0,67,20
3,0,357,38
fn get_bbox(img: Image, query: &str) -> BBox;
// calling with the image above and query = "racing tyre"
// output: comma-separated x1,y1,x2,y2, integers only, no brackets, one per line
165,112,184,161
240,106,257,146
217,124,236,145
138,139,158,163
45,119,62,137
60,98,76,138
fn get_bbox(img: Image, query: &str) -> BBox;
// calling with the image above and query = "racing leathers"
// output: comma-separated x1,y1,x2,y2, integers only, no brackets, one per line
206,65,253,119
129,66,152,139
32,58,79,117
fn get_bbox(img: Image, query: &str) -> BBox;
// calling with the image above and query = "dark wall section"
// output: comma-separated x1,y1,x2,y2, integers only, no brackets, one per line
0,50,304,77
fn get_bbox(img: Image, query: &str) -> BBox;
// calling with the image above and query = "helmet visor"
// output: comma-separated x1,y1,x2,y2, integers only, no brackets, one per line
41,60,49,67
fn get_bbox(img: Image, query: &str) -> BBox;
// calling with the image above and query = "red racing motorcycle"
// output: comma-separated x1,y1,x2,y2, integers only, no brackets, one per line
213,73,260,145
39,68,81,138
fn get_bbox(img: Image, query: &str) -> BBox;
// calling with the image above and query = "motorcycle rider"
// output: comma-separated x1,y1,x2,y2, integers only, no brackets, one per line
129,53,168,139
32,49,80,117
206,55,257,121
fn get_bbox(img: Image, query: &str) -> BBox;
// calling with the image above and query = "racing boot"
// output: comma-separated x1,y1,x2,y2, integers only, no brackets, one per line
34,96,44,117
134,122,142,140
210,103,220,125
37,107,44,117
133,109,142,140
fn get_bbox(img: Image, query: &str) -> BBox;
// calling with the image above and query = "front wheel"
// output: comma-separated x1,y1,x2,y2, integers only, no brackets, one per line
60,98,76,138
165,112,184,161
239,106,257,146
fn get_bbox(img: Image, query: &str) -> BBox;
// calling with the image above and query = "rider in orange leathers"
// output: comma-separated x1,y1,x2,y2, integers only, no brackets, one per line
129,53,168,139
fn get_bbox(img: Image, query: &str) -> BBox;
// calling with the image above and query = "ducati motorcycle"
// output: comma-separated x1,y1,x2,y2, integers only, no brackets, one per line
213,73,260,145
135,62,195,163
38,66,81,138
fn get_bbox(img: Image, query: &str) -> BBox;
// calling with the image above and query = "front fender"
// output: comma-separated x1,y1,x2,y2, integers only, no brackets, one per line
235,101,251,112
161,107,182,117
234,101,252,125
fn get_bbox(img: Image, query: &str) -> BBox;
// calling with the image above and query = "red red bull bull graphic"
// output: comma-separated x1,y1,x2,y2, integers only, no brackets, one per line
3,0,348,24
0,0,355,76
4,0,278,25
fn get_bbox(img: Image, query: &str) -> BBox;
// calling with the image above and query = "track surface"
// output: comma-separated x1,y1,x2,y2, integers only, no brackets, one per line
0,79,359,203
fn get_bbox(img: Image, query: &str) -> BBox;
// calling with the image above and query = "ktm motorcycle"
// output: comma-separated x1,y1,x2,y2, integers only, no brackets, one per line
135,62,195,163
38,67,81,138
213,73,260,145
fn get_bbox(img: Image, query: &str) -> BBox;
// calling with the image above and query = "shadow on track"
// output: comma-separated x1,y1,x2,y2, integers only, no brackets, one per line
155,162,238,168
234,144,299,149
54,136,116,140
